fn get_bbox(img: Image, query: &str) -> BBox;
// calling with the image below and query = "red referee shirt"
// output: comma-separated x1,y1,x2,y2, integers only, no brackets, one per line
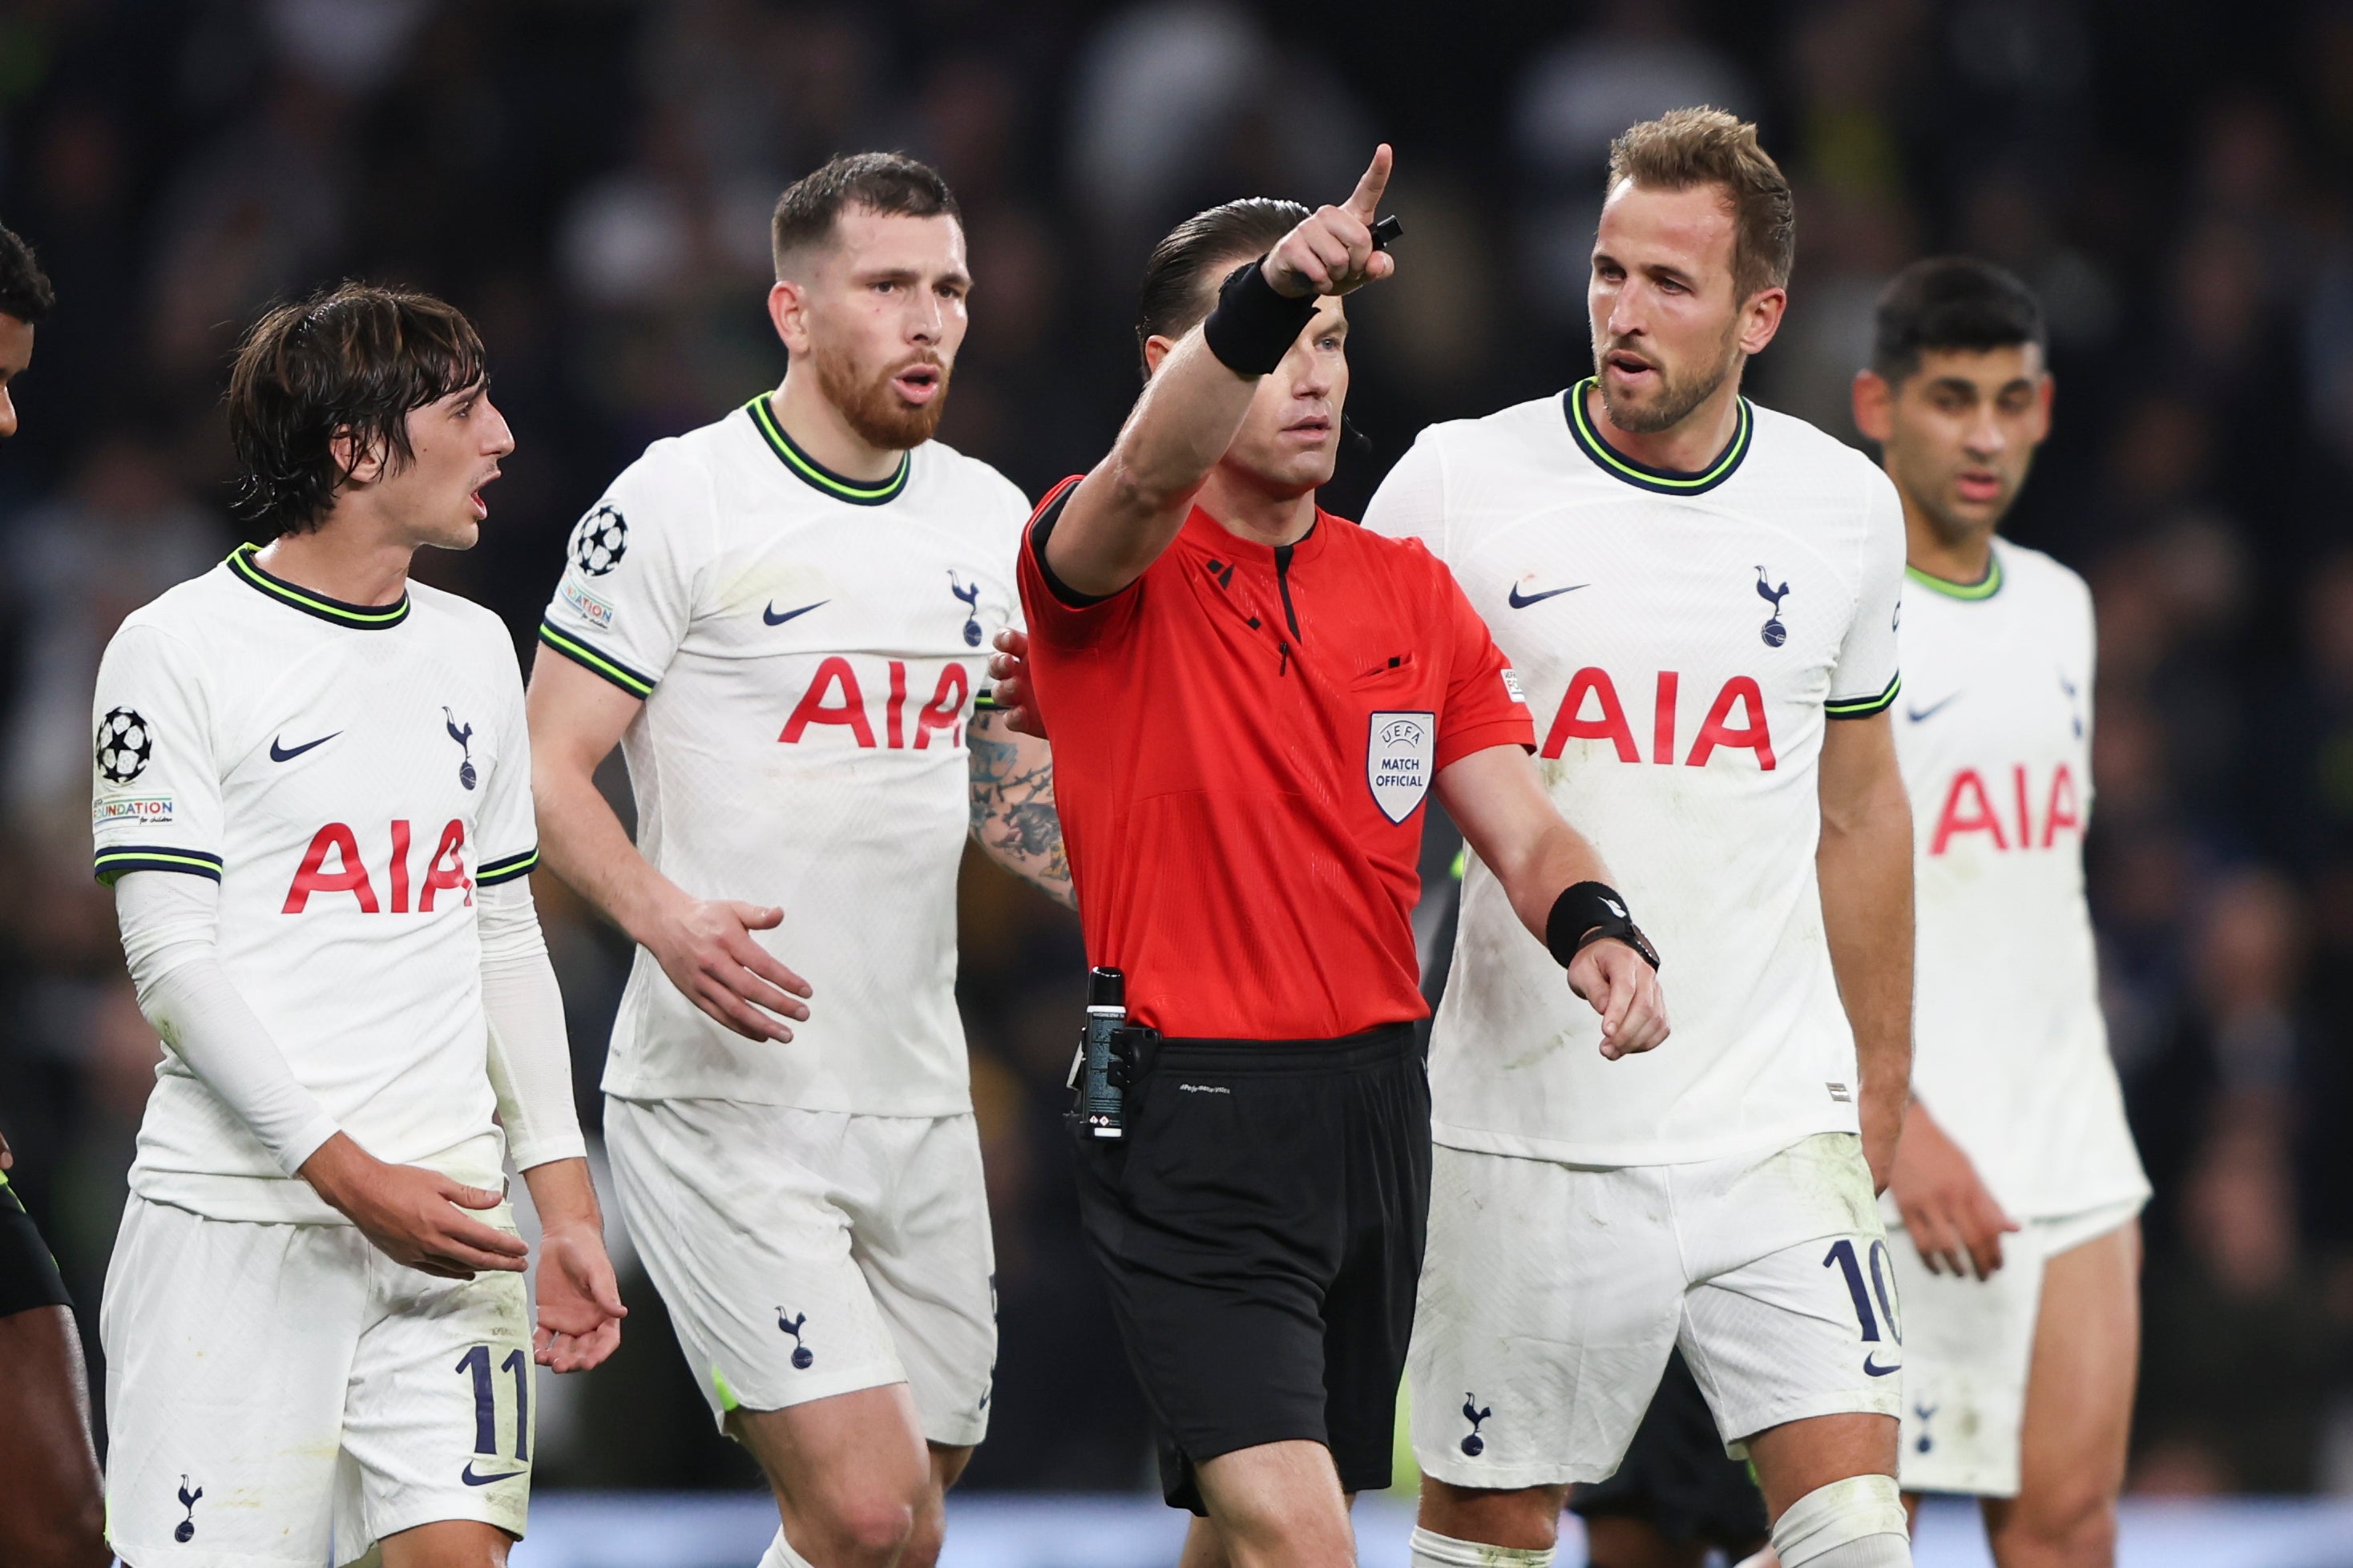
1017,479,1536,1041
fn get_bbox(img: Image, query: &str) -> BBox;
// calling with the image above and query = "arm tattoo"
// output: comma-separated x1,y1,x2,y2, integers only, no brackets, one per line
969,719,1074,906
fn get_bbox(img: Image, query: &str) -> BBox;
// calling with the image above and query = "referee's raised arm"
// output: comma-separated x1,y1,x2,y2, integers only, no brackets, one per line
1043,145,1395,599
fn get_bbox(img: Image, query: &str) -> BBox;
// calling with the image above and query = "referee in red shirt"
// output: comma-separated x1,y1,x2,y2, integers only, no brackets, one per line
1013,147,1671,1567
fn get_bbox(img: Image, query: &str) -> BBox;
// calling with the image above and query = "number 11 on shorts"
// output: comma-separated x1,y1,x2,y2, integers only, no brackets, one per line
456,1344,531,1479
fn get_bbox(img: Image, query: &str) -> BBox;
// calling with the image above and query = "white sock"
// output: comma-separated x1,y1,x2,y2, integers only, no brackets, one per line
1409,1525,1556,1568
757,1527,815,1568
1769,1476,1909,1568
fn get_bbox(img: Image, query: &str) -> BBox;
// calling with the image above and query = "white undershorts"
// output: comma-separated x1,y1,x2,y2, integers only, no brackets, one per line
101,1195,534,1568
1889,1194,2145,1497
1409,1131,1903,1489
604,1096,996,1448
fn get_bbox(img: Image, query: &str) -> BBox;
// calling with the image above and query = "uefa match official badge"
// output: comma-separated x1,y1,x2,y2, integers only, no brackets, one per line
1367,711,1435,824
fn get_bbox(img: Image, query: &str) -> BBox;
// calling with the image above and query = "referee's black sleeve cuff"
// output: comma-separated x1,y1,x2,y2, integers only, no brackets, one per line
1027,484,1118,609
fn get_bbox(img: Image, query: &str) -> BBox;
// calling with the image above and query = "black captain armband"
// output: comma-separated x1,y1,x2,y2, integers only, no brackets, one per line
1202,258,1322,377
1546,881,1661,971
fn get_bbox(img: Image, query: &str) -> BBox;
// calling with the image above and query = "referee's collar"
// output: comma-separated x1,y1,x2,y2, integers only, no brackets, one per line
1564,377,1753,497
745,393,911,506
1181,503,1333,566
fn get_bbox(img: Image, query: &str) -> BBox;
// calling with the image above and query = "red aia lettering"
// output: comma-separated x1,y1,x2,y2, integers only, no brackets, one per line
779,658,970,749
1685,677,1775,771
419,820,471,910
284,820,471,912
1541,670,1778,770
1930,769,2008,854
1929,763,2085,856
913,663,969,749
780,656,877,748
284,823,378,913
2042,763,2082,848
1540,667,1639,762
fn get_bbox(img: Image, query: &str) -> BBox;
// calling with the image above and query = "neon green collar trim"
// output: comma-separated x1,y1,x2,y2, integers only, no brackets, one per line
746,394,910,506
1564,377,1753,495
1906,556,2004,601
228,544,410,628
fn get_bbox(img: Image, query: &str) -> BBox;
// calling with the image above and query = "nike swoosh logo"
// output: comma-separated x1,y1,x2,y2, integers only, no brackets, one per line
1863,1354,1902,1377
1905,692,1962,724
461,1462,527,1486
763,600,828,626
1507,583,1588,609
268,732,340,762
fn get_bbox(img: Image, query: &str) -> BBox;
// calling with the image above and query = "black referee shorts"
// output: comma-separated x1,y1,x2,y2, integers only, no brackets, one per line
1571,1348,1769,1555
0,1175,73,1320
1070,1022,1430,1514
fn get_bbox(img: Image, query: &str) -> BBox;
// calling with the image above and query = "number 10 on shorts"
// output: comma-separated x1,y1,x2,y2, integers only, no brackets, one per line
1824,1238,1903,1373
455,1344,532,1479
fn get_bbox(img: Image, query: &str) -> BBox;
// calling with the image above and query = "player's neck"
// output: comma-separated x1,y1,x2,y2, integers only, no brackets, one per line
252,514,414,607
769,375,906,485
1196,467,1318,550
1584,376,1743,475
1903,500,1997,586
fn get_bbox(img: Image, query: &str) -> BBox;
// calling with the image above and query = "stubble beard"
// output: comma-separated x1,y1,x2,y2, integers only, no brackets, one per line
1596,320,1744,436
813,341,951,451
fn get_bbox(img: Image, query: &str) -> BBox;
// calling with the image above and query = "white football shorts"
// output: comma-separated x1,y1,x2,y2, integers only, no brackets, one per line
604,1096,996,1447
1889,1194,2145,1497
1409,1131,1903,1489
101,1195,534,1568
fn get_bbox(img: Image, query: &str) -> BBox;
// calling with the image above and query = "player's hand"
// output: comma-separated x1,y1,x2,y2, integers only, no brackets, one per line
1890,1099,2017,1279
299,1134,530,1279
988,627,1046,739
1262,144,1397,299
643,894,814,1043
1567,939,1669,1059
533,1220,627,1373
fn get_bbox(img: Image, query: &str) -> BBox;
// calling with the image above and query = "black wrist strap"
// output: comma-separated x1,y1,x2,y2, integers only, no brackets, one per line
1201,258,1320,377
1546,881,1661,970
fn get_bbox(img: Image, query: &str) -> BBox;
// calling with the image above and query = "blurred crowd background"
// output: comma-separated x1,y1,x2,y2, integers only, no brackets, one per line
0,0,2349,1502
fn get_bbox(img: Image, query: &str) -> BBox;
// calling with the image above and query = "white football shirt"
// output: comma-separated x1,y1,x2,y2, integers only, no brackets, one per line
1893,540,2147,1220
91,547,539,1222
539,395,1030,1115
1366,383,1905,1165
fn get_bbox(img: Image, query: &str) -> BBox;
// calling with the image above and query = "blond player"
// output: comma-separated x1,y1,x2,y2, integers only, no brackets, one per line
1363,111,1918,1568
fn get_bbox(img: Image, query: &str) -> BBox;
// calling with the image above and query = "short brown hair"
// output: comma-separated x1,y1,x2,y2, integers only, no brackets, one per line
1134,197,1310,377
771,152,961,278
1606,107,1794,302
228,282,487,537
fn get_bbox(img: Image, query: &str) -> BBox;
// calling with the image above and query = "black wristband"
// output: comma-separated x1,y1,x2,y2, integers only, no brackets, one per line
1546,881,1661,970
1201,257,1320,377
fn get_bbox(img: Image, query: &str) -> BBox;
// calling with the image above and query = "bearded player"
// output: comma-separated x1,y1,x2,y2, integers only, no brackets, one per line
92,284,624,1568
1362,110,1917,1568
530,153,1066,1568
1842,258,2148,1568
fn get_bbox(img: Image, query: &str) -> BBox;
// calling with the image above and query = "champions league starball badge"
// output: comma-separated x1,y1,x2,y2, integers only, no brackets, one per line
1755,566,1792,647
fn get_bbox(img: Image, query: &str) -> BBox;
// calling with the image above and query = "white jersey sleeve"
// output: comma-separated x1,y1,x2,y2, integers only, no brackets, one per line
1361,428,1451,557
92,622,227,885
1825,466,1905,720
537,445,706,699
472,629,539,889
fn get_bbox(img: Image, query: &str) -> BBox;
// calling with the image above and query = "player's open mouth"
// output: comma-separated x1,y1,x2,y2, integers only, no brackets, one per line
1955,470,2002,504
1604,351,1658,385
470,466,499,518
893,365,942,405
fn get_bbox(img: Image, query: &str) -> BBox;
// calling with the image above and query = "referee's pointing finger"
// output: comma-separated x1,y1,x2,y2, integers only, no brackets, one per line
1345,144,1393,222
